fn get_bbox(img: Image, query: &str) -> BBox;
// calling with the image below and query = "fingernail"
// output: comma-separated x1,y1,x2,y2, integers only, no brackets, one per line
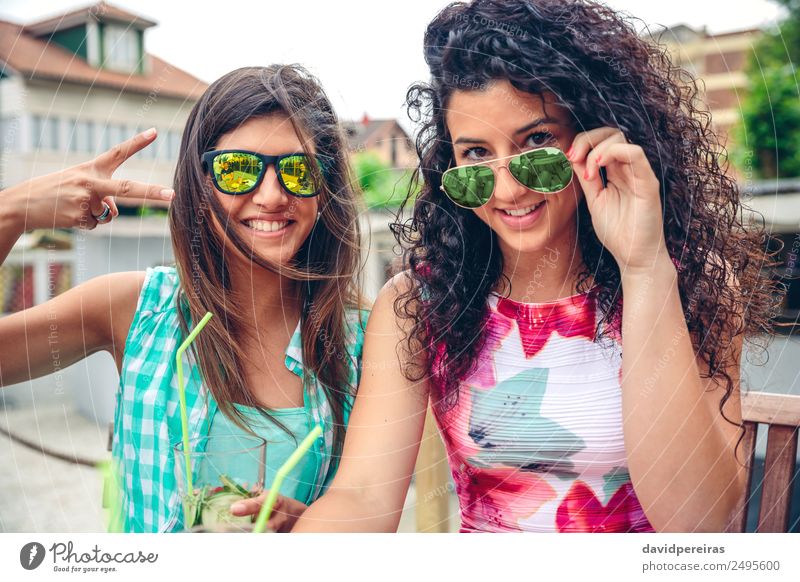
566,146,574,160
231,502,245,512
596,155,602,163
160,188,175,200
144,127,156,138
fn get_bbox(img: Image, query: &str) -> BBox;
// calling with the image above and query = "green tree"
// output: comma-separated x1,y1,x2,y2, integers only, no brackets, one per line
733,0,800,178
351,151,417,209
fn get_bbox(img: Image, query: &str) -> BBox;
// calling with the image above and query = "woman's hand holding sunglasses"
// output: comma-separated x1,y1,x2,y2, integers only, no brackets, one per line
1,128,175,233
568,126,669,278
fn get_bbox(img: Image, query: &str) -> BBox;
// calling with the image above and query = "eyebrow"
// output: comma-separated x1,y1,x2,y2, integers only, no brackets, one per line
453,117,561,145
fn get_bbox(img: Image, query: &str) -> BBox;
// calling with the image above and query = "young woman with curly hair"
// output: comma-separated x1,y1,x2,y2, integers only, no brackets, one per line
238,0,779,532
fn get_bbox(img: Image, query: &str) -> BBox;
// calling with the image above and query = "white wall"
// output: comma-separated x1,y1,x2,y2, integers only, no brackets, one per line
1,78,194,190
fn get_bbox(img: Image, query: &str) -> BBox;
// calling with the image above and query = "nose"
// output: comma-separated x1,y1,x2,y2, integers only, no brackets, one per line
250,164,289,208
492,164,527,206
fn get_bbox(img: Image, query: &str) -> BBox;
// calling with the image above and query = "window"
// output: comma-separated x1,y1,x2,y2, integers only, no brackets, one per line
77,120,94,153
104,25,139,72
31,114,60,150
140,130,159,160
0,116,21,152
68,119,93,153
0,261,73,315
101,123,127,152
68,118,79,152
0,264,34,313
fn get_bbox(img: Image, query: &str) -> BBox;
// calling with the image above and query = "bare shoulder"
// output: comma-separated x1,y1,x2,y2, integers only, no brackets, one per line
106,271,147,353
78,270,145,311
366,270,427,387
368,271,412,333
77,271,147,357
372,269,420,321
384,269,416,294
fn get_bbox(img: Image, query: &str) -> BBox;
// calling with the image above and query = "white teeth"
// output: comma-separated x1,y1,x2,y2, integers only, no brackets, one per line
504,202,543,217
245,220,289,232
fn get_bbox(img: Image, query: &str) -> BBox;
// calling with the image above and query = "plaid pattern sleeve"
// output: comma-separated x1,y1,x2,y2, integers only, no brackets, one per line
112,266,370,532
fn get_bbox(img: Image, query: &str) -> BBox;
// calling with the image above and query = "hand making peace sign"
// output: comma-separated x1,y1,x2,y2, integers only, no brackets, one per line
3,127,175,232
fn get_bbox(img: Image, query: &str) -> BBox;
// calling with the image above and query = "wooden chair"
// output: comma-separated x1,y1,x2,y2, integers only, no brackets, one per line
727,391,800,532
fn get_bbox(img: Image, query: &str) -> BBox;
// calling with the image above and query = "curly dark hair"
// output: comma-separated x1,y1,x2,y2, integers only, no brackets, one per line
392,0,781,425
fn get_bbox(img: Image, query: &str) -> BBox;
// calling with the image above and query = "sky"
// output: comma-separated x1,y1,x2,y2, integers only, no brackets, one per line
0,0,786,123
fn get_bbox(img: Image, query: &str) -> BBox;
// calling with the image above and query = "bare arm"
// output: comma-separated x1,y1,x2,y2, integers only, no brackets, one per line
292,273,430,532
0,128,171,387
0,271,145,386
620,259,746,532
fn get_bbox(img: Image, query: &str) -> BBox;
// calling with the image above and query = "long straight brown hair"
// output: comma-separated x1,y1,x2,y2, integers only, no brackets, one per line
169,65,366,459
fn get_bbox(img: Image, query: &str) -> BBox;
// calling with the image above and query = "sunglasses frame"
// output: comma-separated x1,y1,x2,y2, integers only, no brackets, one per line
439,146,575,210
201,149,325,197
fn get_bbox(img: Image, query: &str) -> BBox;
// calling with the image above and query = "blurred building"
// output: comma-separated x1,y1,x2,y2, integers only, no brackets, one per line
0,1,206,193
647,24,761,148
342,115,415,298
343,113,416,169
651,25,800,335
0,1,206,420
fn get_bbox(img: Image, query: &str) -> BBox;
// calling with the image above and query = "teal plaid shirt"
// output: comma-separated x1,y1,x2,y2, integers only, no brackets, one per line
112,266,368,532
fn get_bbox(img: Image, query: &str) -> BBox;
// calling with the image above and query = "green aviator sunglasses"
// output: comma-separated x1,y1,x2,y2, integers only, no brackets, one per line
440,146,606,209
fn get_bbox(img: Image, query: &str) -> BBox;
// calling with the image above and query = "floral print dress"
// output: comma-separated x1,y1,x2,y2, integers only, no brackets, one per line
431,287,654,533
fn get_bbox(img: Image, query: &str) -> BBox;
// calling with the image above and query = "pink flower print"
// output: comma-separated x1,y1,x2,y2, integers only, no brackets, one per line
433,379,482,461
454,463,557,532
556,480,654,532
496,292,597,359
469,310,513,389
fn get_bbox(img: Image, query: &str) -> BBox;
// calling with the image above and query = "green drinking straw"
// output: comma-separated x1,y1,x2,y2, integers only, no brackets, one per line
176,311,214,502
253,424,323,533
97,459,123,533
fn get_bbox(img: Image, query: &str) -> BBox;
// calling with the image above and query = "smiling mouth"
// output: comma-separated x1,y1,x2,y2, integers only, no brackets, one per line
501,201,546,216
242,219,294,233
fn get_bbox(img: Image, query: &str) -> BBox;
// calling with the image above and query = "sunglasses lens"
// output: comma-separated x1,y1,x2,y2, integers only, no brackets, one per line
278,155,318,196
441,165,495,208
212,152,263,194
509,147,573,193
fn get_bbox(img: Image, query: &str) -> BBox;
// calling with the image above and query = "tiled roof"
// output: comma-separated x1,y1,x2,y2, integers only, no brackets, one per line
0,11,206,100
343,118,410,150
23,1,157,36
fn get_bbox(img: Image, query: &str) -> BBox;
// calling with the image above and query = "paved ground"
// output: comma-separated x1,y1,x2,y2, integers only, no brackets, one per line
0,403,459,533
0,403,107,532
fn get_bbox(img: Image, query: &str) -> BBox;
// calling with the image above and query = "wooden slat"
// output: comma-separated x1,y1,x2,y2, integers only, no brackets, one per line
756,424,799,532
741,391,800,426
726,421,757,532
414,407,451,532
